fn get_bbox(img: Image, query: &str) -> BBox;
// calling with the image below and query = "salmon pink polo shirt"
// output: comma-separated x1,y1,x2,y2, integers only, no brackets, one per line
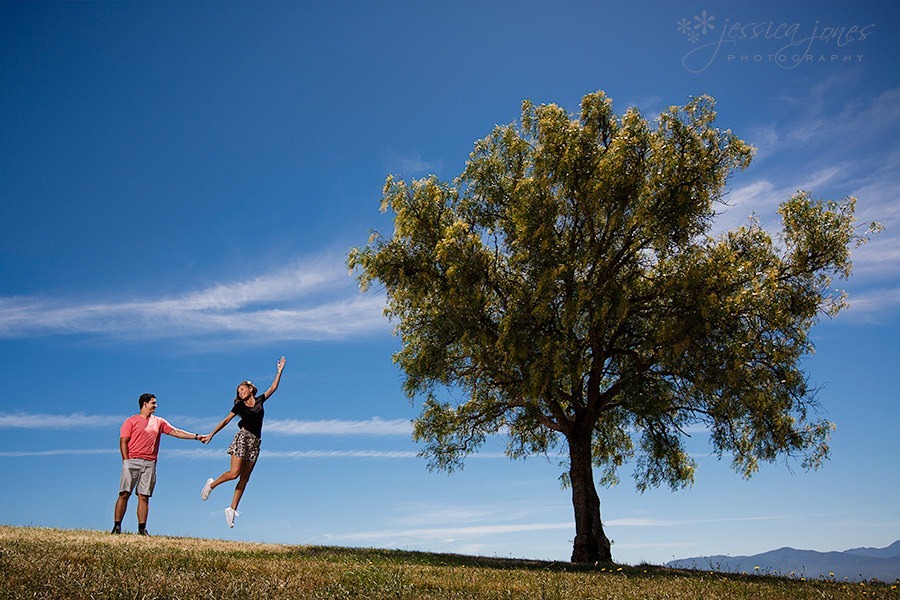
120,414,174,461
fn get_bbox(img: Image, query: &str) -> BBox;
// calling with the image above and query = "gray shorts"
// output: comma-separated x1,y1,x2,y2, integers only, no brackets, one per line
119,458,157,497
227,428,261,462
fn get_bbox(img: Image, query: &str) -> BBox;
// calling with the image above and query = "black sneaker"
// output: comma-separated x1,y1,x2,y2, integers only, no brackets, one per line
111,527,121,534
138,529,150,536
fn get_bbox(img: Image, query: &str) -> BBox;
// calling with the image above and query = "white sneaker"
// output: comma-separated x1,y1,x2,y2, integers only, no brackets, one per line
201,478,213,501
225,507,239,528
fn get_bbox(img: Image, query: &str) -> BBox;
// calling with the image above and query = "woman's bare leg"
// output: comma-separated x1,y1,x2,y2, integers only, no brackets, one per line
210,454,243,490
230,459,256,510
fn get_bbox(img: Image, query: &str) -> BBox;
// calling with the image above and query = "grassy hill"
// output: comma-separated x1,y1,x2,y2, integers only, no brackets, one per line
1,525,897,599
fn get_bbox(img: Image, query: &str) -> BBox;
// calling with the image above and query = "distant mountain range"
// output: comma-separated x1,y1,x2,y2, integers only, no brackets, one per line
666,540,900,583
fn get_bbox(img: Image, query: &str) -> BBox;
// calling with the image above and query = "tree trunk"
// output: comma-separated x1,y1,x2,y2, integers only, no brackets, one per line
567,431,613,564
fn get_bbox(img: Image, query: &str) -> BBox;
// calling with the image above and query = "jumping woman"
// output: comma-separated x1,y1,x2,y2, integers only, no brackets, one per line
199,356,285,527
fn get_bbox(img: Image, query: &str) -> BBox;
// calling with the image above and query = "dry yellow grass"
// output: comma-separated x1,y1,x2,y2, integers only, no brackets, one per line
1,525,897,599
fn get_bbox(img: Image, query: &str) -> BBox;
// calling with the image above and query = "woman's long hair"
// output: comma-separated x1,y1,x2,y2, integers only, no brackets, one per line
234,380,258,403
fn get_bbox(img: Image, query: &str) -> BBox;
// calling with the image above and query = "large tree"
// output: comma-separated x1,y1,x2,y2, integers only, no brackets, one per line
348,91,876,564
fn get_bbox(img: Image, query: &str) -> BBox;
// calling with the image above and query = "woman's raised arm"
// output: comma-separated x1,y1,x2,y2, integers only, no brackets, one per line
261,356,286,400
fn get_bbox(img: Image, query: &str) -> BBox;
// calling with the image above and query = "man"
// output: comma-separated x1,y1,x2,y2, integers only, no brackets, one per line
112,393,202,536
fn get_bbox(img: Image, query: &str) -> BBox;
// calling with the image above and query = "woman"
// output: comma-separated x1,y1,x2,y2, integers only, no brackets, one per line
199,356,286,527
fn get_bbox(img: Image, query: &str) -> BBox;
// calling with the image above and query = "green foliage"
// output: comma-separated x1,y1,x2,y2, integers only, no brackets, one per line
349,90,874,500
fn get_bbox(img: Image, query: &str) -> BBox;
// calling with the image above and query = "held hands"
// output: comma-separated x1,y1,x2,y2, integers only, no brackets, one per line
198,433,213,444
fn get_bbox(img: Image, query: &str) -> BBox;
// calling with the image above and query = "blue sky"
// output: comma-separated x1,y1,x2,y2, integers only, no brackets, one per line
1,1,898,566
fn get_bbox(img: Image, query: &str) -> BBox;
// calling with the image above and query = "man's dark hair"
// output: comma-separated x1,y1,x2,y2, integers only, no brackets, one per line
138,393,155,409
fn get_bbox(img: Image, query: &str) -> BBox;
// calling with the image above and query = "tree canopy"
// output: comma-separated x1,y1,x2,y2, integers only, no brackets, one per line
348,90,877,563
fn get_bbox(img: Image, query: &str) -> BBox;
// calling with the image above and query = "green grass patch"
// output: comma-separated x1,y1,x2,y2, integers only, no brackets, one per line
1,525,896,599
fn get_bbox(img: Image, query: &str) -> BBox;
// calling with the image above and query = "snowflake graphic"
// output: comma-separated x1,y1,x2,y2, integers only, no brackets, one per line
693,10,715,35
676,18,692,34
688,31,700,44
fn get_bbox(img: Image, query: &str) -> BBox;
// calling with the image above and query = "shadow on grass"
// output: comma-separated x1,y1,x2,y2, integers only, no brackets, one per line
290,544,697,578
289,544,898,588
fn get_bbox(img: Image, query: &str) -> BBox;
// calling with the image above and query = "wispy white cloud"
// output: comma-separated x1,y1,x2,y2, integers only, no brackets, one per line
169,448,507,460
390,505,502,528
0,449,116,457
843,286,900,321
606,514,796,529
318,511,805,545
0,413,125,429
326,522,574,542
0,447,422,460
0,412,411,437
262,450,507,461
846,148,900,225
387,499,569,531
716,166,850,236
631,95,664,121
164,448,421,460
744,124,779,161
852,238,900,279
0,255,389,343
714,179,779,233
264,450,418,459
266,417,411,436
711,170,899,318
0,447,506,460
795,166,841,192
711,81,900,319
607,518,679,527
762,80,900,158
383,151,444,177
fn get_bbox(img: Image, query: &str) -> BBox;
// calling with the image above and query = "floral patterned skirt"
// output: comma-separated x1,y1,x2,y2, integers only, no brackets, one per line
227,428,261,462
